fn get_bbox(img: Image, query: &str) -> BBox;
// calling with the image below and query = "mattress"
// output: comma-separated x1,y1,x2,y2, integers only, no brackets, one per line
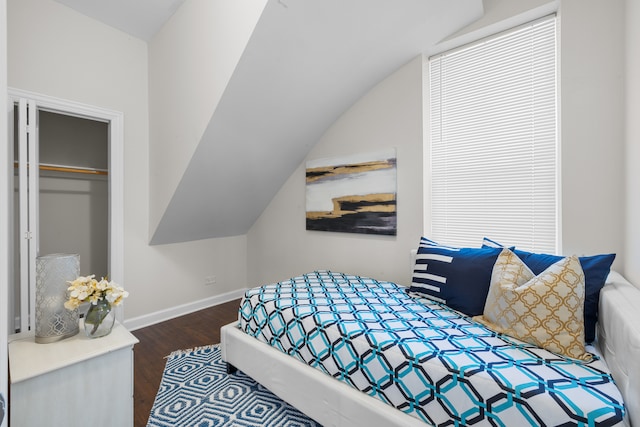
239,271,625,426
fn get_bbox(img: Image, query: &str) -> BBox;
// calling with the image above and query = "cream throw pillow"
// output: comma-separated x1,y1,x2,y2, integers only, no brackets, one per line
474,248,592,361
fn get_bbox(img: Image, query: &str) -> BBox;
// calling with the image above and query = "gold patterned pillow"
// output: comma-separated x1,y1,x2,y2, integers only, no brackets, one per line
474,248,592,361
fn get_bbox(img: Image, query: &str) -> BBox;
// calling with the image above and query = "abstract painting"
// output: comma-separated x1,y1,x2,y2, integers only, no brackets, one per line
306,148,397,235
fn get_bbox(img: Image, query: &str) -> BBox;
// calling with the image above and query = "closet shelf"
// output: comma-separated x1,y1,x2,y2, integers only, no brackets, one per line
14,162,108,176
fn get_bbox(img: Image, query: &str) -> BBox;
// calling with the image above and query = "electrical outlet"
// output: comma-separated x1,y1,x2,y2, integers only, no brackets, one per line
205,275,216,286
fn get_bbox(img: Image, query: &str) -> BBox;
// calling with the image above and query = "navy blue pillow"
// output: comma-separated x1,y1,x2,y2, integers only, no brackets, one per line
513,249,615,343
410,237,502,316
481,237,506,248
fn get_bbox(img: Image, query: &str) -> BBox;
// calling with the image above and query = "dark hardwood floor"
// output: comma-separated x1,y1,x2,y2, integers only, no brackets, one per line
131,298,241,427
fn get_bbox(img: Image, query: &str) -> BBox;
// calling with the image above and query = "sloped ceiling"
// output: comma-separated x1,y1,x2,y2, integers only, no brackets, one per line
54,0,484,245
54,0,186,41
148,0,483,244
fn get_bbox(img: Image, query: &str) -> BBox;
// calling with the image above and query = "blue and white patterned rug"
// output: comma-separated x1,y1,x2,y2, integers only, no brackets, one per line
146,344,321,427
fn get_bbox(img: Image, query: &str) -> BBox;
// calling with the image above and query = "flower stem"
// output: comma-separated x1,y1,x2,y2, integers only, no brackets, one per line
85,300,111,336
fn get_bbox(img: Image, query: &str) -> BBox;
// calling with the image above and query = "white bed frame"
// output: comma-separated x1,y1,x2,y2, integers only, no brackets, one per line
221,270,640,427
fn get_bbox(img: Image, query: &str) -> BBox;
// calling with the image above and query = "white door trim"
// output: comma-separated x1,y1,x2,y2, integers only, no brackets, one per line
8,87,125,291
1,2,9,423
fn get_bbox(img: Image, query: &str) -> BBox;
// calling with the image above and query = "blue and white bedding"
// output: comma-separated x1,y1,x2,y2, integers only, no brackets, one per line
239,271,625,426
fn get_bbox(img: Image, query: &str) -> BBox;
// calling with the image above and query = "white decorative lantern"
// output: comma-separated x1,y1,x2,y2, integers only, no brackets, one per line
35,253,80,343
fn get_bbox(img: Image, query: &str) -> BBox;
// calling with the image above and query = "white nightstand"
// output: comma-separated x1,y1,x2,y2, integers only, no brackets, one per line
9,321,138,427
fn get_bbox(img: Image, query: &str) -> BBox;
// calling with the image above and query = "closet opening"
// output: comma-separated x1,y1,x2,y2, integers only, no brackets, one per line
8,90,124,335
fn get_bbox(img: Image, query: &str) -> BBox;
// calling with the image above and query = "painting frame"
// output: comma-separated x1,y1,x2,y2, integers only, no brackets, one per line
305,148,397,236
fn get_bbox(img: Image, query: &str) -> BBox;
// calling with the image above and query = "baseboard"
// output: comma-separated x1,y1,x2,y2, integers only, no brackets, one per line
124,288,247,331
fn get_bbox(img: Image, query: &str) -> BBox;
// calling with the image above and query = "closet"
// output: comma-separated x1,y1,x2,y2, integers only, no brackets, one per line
9,92,121,335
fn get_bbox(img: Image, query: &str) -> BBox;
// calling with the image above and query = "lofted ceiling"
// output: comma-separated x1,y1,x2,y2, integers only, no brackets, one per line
54,0,484,245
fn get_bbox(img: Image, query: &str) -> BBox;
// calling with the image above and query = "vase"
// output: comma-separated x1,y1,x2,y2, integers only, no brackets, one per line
84,299,115,338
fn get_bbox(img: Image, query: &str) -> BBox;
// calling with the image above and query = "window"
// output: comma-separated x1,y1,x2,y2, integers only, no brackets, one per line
429,16,557,252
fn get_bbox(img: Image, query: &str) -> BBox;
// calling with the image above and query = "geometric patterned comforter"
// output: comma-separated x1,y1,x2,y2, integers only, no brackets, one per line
239,271,626,426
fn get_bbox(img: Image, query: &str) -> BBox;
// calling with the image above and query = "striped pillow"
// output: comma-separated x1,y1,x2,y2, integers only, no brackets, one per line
409,237,502,316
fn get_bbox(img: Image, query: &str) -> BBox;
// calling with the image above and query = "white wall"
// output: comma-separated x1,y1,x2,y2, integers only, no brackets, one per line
247,56,425,287
625,0,640,285
148,0,266,237
7,0,248,322
559,0,625,265
435,0,555,55
247,0,630,288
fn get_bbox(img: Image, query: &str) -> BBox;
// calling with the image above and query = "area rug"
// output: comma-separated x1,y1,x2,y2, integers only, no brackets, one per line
146,344,321,427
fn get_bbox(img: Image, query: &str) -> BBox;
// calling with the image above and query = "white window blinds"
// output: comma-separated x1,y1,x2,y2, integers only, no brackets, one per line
429,16,557,252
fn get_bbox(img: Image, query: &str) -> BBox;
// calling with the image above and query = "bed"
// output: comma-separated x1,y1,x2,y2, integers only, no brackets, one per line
221,248,640,426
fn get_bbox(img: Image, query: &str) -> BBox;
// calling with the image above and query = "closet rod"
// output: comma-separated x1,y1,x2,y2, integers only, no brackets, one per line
13,161,108,176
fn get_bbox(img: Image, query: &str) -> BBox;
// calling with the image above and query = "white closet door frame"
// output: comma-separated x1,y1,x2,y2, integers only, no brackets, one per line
1,3,9,424
16,98,38,333
9,88,125,330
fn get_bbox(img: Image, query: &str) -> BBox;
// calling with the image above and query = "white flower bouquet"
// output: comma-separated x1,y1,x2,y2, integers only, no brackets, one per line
64,275,129,337
64,275,128,309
